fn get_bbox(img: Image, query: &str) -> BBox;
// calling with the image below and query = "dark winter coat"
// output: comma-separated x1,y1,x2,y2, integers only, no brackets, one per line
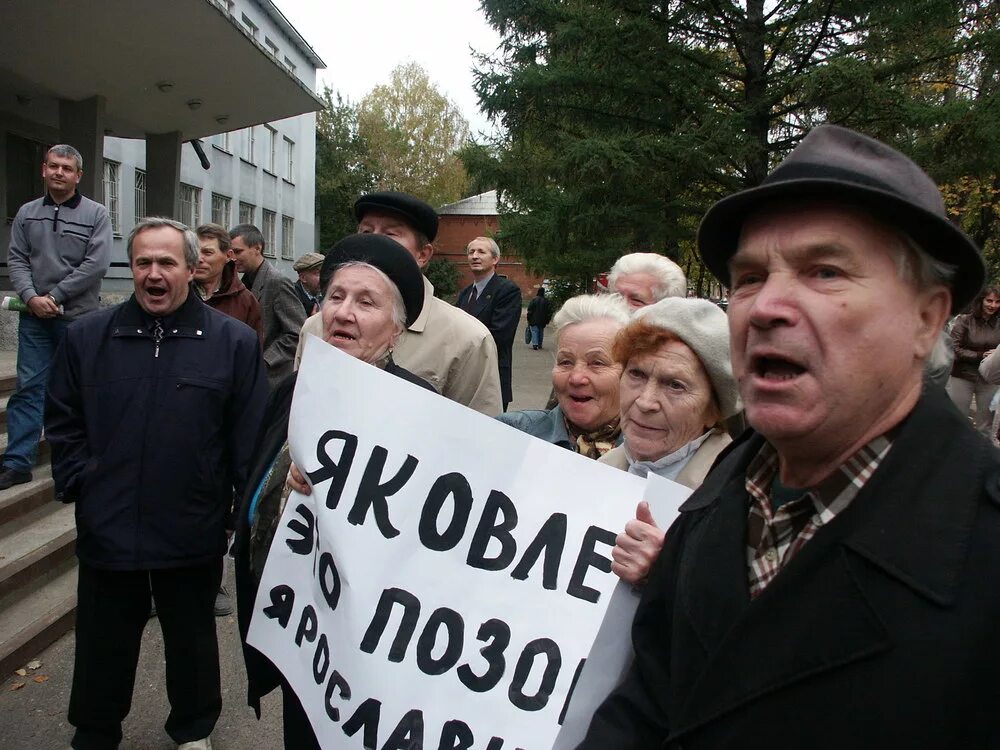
527,294,553,327
233,362,435,714
579,385,1000,749
45,293,268,570
949,311,1000,382
456,274,522,404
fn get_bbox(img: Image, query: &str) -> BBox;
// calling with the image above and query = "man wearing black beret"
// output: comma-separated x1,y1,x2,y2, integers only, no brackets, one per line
296,191,502,415
579,125,1000,747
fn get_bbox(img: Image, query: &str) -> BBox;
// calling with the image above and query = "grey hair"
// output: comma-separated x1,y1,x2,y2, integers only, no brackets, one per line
890,232,959,376
467,236,500,260
608,252,687,300
324,261,407,335
46,144,83,171
127,217,199,267
553,294,631,344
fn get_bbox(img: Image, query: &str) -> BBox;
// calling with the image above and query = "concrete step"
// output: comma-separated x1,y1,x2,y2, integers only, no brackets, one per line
0,373,15,398
0,558,76,678
0,465,54,527
0,502,75,601
0,394,10,430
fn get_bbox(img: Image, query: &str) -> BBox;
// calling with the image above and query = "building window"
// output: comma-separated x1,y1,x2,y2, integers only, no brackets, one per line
179,184,202,228
215,131,231,152
265,37,279,57
241,13,258,39
134,169,146,224
283,57,297,76
281,215,294,259
283,137,295,181
103,160,121,235
264,125,277,173
261,210,276,258
239,201,255,225
242,127,255,163
211,193,231,227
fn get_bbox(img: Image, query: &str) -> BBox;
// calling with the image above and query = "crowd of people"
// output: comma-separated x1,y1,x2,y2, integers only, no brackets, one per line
7,120,1000,749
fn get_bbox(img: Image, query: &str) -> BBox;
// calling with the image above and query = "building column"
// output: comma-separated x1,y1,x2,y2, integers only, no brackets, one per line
145,132,182,219
58,96,106,201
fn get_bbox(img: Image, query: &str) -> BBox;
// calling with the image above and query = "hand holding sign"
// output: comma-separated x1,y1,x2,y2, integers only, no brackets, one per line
610,501,665,584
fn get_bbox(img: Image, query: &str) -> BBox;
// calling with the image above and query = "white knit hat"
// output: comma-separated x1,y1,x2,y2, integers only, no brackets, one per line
632,297,741,419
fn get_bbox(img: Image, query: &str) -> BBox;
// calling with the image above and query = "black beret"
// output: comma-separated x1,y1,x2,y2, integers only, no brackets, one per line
354,191,439,242
321,234,425,326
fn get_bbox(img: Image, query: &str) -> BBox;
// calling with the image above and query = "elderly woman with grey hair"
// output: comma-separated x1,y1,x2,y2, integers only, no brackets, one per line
602,297,741,583
608,252,687,310
498,294,631,457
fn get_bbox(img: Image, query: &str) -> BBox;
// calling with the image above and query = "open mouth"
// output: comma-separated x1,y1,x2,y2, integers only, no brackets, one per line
145,286,168,299
567,394,594,405
752,355,806,382
330,330,356,343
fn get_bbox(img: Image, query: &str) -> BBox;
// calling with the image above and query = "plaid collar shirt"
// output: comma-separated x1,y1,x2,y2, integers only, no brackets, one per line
746,433,894,598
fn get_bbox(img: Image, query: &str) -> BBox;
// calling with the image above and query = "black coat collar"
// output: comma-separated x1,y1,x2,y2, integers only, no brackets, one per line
43,191,82,208
112,290,208,337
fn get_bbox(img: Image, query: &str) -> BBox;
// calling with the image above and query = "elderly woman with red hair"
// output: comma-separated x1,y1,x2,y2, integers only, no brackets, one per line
604,297,741,583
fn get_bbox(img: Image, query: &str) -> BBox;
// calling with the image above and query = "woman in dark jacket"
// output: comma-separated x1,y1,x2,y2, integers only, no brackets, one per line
233,233,435,749
946,284,1000,434
526,285,553,349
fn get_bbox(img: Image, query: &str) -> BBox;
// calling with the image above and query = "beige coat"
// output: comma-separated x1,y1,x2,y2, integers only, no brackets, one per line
598,429,732,490
296,277,502,416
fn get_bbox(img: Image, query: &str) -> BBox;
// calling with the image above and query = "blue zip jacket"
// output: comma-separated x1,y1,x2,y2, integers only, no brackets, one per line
45,292,268,570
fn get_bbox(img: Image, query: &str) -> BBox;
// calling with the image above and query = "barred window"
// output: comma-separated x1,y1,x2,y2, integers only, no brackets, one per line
239,201,255,225
103,160,121,234
134,169,146,225
179,183,202,228
211,193,231,227
215,131,231,152
281,215,294,259
262,210,276,258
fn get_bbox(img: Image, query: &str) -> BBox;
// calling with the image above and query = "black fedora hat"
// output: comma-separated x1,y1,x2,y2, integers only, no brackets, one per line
698,125,984,313
321,233,425,326
354,191,439,242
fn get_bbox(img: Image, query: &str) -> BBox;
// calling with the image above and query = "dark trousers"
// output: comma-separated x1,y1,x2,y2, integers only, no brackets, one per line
69,559,224,750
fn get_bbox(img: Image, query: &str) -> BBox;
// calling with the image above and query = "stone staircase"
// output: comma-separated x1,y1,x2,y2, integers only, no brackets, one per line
0,370,75,678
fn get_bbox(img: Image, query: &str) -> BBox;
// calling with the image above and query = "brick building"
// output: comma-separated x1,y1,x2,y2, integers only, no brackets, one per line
437,190,544,296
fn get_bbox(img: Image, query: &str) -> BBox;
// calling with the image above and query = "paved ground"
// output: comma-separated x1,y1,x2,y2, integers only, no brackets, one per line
0,313,554,750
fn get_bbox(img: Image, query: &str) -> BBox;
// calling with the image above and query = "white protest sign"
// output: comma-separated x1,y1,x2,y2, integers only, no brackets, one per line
552,473,692,749
248,336,646,750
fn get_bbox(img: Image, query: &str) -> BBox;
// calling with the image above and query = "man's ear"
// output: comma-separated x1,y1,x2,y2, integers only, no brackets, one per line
914,285,952,359
226,249,235,260
415,242,434,270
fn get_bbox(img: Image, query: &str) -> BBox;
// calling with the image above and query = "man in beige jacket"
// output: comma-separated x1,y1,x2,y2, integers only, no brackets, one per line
296,191,502,416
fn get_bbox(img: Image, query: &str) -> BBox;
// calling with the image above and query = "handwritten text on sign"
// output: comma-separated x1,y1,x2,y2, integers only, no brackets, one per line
247,337,645,749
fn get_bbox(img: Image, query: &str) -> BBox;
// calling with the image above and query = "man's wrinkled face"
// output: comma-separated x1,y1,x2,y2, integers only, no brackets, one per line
230,235,264,274
467,239,498,276
194,236,231,289
42,154,81,198
727,202,946,454
614,272,660,310
131,226,194,317
299,268,321,295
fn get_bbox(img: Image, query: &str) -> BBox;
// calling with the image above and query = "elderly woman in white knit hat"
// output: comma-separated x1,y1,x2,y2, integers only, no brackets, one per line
603,296,741,583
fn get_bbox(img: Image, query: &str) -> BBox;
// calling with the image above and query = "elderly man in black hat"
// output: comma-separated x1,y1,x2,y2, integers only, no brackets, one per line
578,126,1000,747
295,191,502,415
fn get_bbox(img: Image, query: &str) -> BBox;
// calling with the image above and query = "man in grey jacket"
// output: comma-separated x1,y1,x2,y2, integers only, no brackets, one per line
229,224,305,388
1,144,111,489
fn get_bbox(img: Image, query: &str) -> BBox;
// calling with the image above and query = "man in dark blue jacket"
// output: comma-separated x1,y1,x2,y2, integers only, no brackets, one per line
46,217,267,750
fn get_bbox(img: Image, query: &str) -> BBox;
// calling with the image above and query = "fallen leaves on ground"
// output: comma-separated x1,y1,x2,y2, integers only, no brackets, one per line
33,675,48,683
9,682,25,691
26,660,41,670
14,668,27,676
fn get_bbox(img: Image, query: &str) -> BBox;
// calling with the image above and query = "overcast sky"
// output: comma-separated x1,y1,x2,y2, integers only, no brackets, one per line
275,0,503,138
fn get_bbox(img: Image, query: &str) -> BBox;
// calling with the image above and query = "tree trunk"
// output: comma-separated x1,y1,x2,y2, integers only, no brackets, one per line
742,0,770,186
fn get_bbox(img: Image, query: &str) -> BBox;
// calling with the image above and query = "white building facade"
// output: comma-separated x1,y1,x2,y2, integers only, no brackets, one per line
99,0,324,290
